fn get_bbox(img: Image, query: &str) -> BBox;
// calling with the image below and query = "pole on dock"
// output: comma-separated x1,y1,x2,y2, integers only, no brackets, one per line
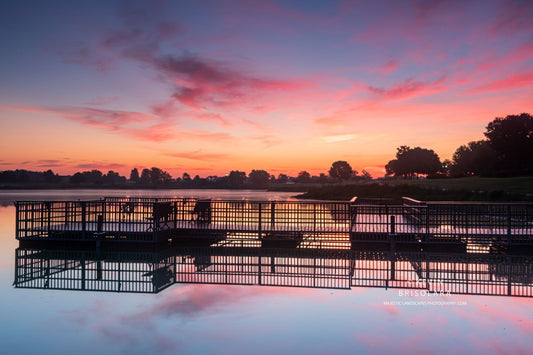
81,201,87,240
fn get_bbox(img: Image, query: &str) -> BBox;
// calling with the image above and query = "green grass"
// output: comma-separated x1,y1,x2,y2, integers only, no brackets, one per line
297,176,533,201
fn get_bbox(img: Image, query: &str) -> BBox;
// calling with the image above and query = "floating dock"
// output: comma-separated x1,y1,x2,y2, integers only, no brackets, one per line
15,196,533,254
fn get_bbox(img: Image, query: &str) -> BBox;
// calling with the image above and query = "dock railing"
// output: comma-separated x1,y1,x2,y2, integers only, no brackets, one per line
15,196,533,247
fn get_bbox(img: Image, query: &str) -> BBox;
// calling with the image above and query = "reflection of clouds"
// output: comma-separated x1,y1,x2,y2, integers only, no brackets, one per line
58,284,308,354
353,293,533,354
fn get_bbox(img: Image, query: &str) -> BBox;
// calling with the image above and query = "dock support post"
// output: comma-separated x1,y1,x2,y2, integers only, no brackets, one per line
425,206,430,242
271,202,275,228
81,201,87,240
15,202,19,239
258,203,262,239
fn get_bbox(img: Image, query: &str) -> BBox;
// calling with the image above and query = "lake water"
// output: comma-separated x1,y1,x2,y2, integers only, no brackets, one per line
2,189,533,354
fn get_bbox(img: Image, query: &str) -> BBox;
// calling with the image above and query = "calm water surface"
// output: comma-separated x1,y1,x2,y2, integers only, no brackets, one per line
2,189,533,354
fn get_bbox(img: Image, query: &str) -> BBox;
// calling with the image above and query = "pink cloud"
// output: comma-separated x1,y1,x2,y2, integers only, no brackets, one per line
165,150,230,161
367,76,448,101
472,72,533,94
3,105,179,142
371,60,399,74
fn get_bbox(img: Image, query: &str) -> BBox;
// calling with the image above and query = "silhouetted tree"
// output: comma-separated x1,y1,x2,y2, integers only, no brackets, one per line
227,170,246,188
129,168,139,182
296,171,311,183
249,169,270,188
361,169,372,180
103,170,125,185
484,113,533,174
277,174,289,183
386,146,441,177
451,140,498,176
182,172,191,181
140,168,151,184
149,167,172,184
329,161,353,181
69,170,103,184
43,169,60,183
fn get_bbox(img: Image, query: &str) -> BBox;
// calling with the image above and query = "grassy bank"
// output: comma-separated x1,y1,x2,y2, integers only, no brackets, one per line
297,176,533,201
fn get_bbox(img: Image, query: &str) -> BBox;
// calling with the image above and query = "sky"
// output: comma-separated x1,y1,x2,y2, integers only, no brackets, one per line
0,0,532,178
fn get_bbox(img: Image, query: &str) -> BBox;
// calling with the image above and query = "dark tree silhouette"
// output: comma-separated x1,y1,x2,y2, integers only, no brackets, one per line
129,168,139,182
386,146,441,177
228,170,246,188
361,169,372,180
248,169,270,188
70,170,103,184
296,171,311,183
277,173,289,183
451,140,498,176
329,161,354,180
140,168,151,184
484,113,533,173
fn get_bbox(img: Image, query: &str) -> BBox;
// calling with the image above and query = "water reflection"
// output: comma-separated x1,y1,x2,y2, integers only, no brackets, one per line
14,245,533,297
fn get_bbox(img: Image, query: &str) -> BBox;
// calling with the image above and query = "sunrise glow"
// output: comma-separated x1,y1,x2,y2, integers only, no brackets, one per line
1,0,532,178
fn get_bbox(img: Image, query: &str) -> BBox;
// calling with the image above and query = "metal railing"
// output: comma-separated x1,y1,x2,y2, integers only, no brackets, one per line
14,197,533,247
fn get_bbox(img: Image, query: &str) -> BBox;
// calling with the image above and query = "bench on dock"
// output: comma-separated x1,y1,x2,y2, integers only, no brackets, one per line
192,199,212,224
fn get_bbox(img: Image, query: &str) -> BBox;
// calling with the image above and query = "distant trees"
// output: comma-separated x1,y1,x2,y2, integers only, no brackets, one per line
0,169,60,184
296,171,311,183
484,113,533,174
277,173,289,184
446,113,533,177
70,170,103,184
451,140,497,176
329,161,354,181
129,168,139,182
386,146,441,178
248,169,270,188
227,170,246,188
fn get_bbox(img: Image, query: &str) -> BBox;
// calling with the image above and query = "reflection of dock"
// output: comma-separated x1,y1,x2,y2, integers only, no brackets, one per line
13,246,533,297
14,197,533,254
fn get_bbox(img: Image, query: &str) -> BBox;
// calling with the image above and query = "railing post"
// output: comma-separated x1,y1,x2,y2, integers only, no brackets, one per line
271,202,275,228
46,202,51,236
258,203,262,239
425,205,430,242
81,201,87,240
15,202,20,239
97,215,103,233
390,215,396,235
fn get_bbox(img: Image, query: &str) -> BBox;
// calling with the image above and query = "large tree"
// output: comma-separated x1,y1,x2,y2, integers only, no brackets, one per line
129,168,139,182
248,169,270,188
386,146,441,177
484,113,533,173
329,161,354,181
227,170,246,188
451,140,498,176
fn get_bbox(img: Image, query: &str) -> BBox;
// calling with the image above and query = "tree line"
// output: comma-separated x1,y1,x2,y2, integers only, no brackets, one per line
385,113,533,178
0,161,371,189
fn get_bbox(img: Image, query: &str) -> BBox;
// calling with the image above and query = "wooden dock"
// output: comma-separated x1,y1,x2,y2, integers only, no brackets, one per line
15,196,533,253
